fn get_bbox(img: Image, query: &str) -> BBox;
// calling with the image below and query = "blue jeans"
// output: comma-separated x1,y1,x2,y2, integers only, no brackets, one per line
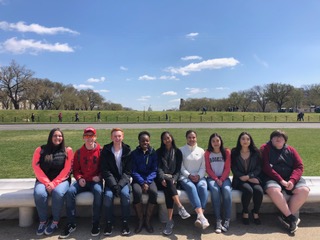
179,177,208,210
104,184,130,223
66,181,103,224
33,180,70,222
207,177,232,220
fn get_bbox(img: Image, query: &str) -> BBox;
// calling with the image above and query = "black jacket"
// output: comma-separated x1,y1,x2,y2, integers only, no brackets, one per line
100,142,131,189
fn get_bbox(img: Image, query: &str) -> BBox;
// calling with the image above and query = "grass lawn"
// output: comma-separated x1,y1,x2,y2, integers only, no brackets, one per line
1,128,319,178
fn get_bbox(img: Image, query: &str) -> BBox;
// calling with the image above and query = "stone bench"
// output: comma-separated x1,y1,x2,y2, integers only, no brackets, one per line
1,177,319,227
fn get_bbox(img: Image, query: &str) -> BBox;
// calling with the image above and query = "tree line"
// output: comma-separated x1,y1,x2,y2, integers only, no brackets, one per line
0,60,127,110
1,60,320,112
180,83,320,113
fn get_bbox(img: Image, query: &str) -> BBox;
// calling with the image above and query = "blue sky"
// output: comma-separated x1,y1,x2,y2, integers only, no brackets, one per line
1,0,320,111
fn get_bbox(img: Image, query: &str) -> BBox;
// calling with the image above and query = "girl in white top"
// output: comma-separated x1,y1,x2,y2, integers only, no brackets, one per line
179,130,209,230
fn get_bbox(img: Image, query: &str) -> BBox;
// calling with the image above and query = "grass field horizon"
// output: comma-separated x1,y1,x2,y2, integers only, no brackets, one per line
1,109,320,123
1,128,319,178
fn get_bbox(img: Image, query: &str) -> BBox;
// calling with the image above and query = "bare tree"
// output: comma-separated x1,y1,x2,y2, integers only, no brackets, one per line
266,83,294,111
0,60,34,109
250,85,270,112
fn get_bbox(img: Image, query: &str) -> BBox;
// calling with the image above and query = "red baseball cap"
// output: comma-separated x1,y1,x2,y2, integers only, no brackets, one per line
84,127,96,135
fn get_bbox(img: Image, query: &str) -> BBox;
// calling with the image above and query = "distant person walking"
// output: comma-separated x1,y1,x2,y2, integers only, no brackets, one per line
31,113,35,122
75,112,79,122
97,112,101,122
58,112,62,122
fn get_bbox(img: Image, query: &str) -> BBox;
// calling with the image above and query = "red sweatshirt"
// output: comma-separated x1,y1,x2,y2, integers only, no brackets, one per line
73,143,101,181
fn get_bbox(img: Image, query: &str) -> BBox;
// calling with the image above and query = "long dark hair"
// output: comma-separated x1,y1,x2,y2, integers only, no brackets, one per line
207,133,226,161
231,131,259,161
43,128,66,161
159,131,177,155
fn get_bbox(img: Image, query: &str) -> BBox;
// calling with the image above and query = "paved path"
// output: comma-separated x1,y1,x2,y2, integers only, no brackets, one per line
1,122,320,131
1,213,319,240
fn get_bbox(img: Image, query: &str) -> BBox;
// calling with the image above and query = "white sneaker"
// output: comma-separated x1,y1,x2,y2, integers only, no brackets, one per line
178,206,191,219
200,217,210,230
194,218,202,228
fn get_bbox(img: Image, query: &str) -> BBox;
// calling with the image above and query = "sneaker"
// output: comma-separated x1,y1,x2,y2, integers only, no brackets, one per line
194,218,202,228
200,217,210,230
278,214,298,233
221,219,230,232
36,221,47,236
163,220,174,236
91,223,100,237
215,220,222,233
59,223,76,239
178,206,191,219
103,222,113,236
45,221,58,235
121,221,130,236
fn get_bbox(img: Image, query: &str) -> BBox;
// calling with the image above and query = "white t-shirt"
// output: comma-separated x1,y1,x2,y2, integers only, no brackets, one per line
209,152,224,177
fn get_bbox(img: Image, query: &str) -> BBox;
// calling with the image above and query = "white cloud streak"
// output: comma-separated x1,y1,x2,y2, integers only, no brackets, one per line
138,75,156,81
253,54,269,68
186,87,208,96
137,95,151,101
87,77,106,83
166,58,239,76
186,32,199,40
162,91,177,96
0,37,74,54
181,55,202,61
159,75,179,81
120,66,128,71
73,84,94,89
0,21,79,35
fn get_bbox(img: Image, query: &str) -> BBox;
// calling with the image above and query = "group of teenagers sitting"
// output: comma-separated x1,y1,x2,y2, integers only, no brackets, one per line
32,127,310,238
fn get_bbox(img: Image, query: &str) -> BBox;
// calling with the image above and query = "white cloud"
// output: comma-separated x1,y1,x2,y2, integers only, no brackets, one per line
162,91,177,96
87,77,106,83
253,54,269,68
73,84,94,89
120,66,128,71
0,37,74,54
186,32,199,40
166,57,239,76
186,87,208,95
137,95,151,101
159,75,179,81
169,98,181,103
181,55,202,61
216,87,230,90
0,21,79,35
95,89,110,93
138,75,156,81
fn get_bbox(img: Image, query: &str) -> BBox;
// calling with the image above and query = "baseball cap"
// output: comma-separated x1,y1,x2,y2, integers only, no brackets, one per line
84,127,96,135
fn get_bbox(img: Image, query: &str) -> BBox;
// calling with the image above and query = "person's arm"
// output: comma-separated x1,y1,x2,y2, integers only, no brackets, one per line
32,147,51,184
172,149,182,183
131,151,145,185
205,151,218,180
118,148,132,188
146,151,158,184
156,149,166,181
289,146,304,185
73,149,83,181
261,143,283,183
198,149,206,179
51,147,73,188
220,148,231,182
248,152,262,179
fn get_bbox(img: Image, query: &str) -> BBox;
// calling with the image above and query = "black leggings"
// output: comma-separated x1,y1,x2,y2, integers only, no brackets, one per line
132,182,158,204
157,179,178,209
239,182,264,213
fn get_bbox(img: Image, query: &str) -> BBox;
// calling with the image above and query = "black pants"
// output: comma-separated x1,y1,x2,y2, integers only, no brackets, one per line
132,182,158,204
239,182,264,213
157,179,178,209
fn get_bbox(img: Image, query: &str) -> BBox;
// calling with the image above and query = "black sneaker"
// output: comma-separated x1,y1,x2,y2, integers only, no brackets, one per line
278,214,298,233
59,223,76,239
121,221,130,236
103,222,113,236
91,223,100,237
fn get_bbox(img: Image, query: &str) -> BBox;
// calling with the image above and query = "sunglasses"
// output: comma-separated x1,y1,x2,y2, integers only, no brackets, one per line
83,135,96,139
